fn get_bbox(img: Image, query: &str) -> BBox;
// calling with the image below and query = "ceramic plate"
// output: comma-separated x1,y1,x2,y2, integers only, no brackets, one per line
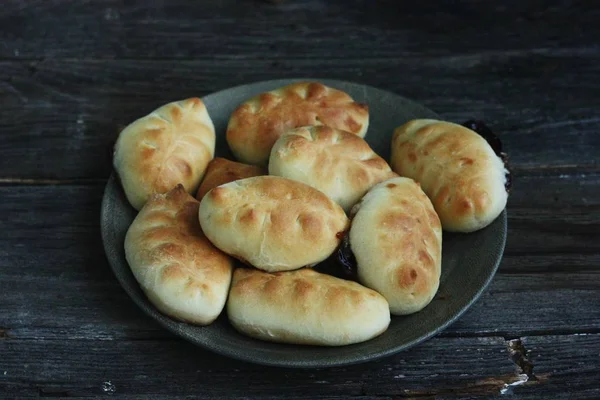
101,79,507,368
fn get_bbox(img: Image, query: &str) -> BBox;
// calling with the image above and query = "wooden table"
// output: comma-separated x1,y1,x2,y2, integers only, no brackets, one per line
2,1,599,398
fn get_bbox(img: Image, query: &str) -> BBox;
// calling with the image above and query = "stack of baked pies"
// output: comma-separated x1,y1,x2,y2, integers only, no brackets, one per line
114,82,510,346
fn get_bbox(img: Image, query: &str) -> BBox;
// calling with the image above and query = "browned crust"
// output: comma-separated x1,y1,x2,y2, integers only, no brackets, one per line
226,82,369,165
200,176,349,271
273,125,394,185
131,185,232,304
392,120,501,225
195,157,266,200
114,98,214,209
375,181,441,295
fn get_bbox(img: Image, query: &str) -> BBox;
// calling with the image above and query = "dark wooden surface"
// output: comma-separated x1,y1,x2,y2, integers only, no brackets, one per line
1,0,599,398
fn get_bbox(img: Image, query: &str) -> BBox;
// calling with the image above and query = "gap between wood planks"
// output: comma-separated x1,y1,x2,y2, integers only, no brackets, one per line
1,45,599,62
0,177,106,185
2,325,598,342
0,164,597,186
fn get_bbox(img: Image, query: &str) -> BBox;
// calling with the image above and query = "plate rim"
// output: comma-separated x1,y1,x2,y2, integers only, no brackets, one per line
100,78,507,368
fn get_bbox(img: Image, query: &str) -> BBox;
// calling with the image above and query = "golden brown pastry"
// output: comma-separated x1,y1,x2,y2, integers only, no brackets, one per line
198,176,349,272
269,125,396,212
226,82,369,166
227,268,390,346
195,157,266,201
125,185,233,324
350,177,442,315
113,98,215,210
390,119,507,232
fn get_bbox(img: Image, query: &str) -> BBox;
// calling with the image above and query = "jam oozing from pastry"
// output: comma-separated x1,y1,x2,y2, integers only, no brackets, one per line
314,232,358,281
462,120,512,193
335,233,358,279
463,119,502,154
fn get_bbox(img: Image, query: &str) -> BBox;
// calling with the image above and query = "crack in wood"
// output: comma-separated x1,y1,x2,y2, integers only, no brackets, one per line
503,338,550,395
507,338,536,380
26,58,46,77
38,387,71,397
369,338,555,397
0,327,10,339
1,79,29,103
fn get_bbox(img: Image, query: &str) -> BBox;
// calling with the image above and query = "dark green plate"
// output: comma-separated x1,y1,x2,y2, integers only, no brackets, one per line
101,79,507,368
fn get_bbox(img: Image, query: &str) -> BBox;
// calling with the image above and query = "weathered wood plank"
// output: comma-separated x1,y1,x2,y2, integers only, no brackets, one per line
3,269,598,341
0,174,598,340
1,171,597,262
0,50,599,178
506,170,600,257
2,1,598,398
0,336,516,398
1,0,598,59
0,53,600,179
1,335,598,398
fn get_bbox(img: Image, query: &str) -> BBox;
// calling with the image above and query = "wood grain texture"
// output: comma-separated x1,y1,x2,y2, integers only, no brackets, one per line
0,178,598,341
1,1,599,180
1,0,598,59
1,53,599,179
1,335,598,398
0,336,523,398
510,334,600,399
506,170,600,257
2,1,599,398
3,270,598,342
